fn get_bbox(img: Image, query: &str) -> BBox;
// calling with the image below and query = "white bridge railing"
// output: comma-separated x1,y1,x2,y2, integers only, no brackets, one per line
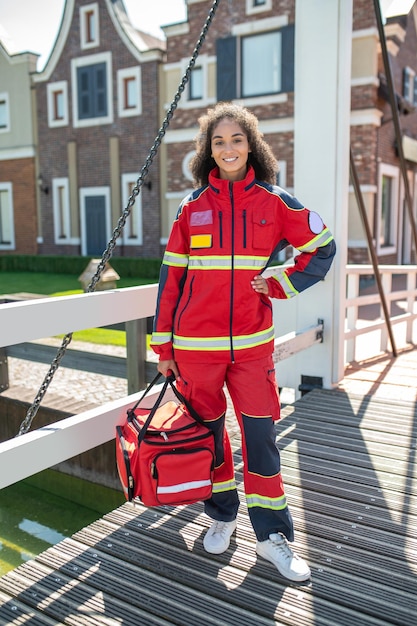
0,280,323,490
0,263,416,490
345,264,417,361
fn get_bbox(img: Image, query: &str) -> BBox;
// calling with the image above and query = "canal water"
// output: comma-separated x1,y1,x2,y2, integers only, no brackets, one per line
0,469,124,577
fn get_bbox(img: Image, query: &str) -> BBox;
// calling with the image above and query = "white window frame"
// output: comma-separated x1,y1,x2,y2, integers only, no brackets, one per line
179,54,215,109
0,182,15,250
117,67,142,118
47,81,69,128
182,151,195,182
0,93,10,133
241,30,282,98
276,160,287,189
121,174,143,246
376,163,399,255
246,0,272,15
71,52,113,128
188,65,204,101
403,66,416,104
230,16,289,105
52,178,77,245
275,161,294,262
79,186,111,256
80,2,100,50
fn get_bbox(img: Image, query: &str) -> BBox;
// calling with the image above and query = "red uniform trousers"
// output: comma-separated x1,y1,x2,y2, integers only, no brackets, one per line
176,355,294,542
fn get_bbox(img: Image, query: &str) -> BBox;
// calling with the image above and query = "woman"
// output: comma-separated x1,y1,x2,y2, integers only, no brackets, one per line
151,103,336,582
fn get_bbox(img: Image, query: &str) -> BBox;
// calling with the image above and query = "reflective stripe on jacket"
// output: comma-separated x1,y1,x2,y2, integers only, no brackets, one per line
151,166,336,364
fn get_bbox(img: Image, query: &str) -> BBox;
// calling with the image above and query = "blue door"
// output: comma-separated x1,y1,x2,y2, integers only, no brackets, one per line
85,195,106,256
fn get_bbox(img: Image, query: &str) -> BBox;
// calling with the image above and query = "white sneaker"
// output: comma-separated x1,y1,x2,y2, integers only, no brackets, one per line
256,533,311,582
203,519,237,554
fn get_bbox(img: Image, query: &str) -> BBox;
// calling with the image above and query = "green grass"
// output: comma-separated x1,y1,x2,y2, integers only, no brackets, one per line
62,328,128,346
0,272,154,296
1,272,156,347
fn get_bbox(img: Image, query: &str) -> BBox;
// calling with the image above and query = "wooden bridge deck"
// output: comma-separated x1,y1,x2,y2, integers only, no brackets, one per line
0,348,416,625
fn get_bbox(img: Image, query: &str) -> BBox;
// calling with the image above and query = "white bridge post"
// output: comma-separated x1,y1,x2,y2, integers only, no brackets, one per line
273,0,352,396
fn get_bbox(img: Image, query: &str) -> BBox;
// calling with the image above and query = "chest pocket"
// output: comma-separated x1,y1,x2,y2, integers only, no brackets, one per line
252,209,275,250
189,209,214,249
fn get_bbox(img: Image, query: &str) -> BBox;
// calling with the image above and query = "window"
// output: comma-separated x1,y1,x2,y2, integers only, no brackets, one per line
217,23,294,101
121,175,142,244
242,31,281,97
0,183,15,250
78,63,107,119
0,93,10,133
276,160,287,189
380,176,393,246
72,53,113,127
377,164,398,253
403,67,417,105
121,174,142,245
117,67,141,117
52,178,71,243
189,66,203,100
80,3,99,49
174,54,214,109
47,81,68,127
246,0,271,14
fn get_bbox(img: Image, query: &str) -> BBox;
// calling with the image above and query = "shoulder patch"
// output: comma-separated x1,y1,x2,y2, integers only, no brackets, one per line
308,211,324,234
272,185,305,210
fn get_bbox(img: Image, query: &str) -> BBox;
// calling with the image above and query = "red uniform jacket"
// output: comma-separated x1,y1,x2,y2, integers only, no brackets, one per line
151,166,336,364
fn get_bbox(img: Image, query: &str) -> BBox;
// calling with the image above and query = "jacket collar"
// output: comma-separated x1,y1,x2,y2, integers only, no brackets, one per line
208,165,257,196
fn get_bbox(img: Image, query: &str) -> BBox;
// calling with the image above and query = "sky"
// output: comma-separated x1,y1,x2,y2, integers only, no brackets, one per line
0,0,415,72
0,0,187,70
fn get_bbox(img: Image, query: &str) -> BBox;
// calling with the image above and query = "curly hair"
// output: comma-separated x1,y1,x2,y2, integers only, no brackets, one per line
189,102,279,186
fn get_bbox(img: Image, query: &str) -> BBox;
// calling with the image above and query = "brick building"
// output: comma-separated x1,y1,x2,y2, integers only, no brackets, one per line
159,0,417,265
1,0,417,264
159,0,296,256
33,0,165,258
0,40,39,255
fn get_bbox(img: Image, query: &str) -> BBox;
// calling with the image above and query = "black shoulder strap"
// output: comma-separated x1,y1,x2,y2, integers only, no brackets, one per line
129,372,163,412
166,377,205,426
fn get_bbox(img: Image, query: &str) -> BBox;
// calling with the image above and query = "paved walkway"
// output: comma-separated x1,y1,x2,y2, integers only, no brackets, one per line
6,337,129,407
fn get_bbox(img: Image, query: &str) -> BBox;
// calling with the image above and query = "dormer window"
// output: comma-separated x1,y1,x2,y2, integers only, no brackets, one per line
80,3,99,49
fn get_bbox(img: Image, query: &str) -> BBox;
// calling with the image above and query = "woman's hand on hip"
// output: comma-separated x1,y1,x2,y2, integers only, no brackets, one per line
251,275,269,295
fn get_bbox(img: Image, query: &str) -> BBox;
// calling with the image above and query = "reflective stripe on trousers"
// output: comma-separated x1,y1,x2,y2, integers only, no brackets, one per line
176,356,294,542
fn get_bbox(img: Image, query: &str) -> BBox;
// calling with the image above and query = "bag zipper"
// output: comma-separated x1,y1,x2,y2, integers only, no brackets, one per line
152,446,215,478
129,413,201,437
143,430,213,447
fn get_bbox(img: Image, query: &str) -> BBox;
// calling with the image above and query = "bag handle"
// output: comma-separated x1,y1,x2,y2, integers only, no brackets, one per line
129,372,163,413
166,376,206,426
130,373,207,444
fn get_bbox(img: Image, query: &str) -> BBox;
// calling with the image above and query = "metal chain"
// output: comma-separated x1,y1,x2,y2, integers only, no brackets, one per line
17,0,221,437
